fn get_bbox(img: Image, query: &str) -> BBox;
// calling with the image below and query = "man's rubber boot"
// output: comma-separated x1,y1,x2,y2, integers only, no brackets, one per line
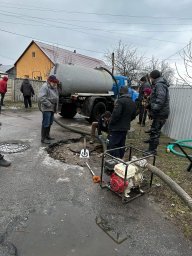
0,156,11,167
143,150,157,156
143,140,158,156
41,127,51,144
46,126,55,140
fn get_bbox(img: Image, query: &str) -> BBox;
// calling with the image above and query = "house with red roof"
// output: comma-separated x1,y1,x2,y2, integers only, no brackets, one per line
14,40,107,80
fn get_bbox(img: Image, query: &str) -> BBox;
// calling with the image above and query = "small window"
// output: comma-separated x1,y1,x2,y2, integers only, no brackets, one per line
32,52,35,57
37,76,42,80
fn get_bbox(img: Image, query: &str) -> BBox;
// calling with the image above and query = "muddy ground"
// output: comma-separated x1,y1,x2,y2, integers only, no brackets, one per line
47,118,192,241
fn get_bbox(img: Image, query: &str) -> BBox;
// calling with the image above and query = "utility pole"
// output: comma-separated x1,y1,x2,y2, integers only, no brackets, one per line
112,52,114,75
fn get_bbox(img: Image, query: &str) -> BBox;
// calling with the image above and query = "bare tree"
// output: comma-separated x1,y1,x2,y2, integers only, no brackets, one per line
105,41,144,81
175,41,192,87
143,56,175,85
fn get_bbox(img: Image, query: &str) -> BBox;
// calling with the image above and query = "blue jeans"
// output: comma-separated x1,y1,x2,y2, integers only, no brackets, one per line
42,111,54,128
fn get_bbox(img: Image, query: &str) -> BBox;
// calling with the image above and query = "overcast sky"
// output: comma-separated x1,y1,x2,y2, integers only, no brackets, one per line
0,0,192,76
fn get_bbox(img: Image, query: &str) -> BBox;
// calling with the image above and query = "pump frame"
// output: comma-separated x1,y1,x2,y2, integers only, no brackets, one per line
100,145,156,203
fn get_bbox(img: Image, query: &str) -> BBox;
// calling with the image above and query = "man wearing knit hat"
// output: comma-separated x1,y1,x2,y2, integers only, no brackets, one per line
144,70,170,156
38,75,59,144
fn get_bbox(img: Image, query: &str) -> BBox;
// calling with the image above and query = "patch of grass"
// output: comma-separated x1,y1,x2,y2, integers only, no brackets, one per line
128,120,192,240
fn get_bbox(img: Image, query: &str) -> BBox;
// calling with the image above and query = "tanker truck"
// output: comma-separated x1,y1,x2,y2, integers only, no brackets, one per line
50,63,129,122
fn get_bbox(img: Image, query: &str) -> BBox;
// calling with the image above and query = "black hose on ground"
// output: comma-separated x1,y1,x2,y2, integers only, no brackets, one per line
54,116,90,136
53,117,107,151
54,116,192,211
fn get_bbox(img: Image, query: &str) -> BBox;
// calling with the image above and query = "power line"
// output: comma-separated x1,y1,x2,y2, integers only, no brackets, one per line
0,11,185,45
0,20,191,33
163,41,191,61
1,3,192,20
0,28,105,54
0,26,187,66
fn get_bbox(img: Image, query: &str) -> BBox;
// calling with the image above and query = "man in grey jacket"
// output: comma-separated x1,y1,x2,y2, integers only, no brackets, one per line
38,75,59,144
144,70,170,155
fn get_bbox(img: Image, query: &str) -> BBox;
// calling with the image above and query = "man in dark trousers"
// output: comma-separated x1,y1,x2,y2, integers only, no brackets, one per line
20,77,35,108
38,75,59,144
108,86,136,159
138,76,151,126
144,70,170,155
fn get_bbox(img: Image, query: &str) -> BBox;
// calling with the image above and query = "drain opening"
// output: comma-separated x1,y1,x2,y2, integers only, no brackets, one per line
0,141,30,154
47,139,103,166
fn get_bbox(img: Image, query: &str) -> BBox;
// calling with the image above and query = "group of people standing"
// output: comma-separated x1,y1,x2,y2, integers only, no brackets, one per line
90,69,170,158
37,69,170,159
0,69,169,167
0,76,35,110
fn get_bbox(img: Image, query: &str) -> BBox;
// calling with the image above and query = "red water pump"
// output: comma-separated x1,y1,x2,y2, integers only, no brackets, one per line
110,173,128,193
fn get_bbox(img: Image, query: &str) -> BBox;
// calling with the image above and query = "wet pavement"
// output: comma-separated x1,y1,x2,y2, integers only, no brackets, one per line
0,109,192,256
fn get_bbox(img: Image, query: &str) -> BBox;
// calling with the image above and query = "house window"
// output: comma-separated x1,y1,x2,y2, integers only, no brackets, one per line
37,76,42,80
32,52,35,57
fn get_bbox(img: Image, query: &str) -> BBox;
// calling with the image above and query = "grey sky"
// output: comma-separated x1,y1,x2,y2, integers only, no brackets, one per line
0,0,192,75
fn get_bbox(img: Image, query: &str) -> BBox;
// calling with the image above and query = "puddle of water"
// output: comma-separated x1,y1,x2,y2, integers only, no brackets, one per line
9,202,124,256
96,216,128,244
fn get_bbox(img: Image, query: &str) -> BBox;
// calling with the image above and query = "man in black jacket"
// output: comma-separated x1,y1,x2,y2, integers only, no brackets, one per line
144,70,170,155
20,78,35,108
108,86,136,159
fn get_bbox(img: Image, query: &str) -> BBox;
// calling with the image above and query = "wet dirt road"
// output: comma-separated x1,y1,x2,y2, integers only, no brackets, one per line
0,110,192,256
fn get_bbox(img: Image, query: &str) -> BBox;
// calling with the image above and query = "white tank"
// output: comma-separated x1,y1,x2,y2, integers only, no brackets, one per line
51,63,113,96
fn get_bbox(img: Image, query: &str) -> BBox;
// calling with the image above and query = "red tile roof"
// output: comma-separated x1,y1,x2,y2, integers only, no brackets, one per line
34,41,108,69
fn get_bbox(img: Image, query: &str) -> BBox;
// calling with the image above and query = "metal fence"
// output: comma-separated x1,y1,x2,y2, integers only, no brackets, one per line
162,87,192,140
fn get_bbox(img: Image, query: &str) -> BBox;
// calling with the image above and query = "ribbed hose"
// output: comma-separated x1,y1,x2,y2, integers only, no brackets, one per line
54,116,90,136
147,163,192,210
53,116,192,210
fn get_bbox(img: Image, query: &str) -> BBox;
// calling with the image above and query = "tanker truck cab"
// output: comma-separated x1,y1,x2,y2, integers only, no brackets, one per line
112,75,131,98
51,64,128,122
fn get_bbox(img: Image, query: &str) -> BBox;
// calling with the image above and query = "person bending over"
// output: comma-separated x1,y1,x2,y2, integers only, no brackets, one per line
90,111,111,144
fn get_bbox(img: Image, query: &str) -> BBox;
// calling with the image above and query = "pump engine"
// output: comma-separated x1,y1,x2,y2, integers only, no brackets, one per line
110,162,143,197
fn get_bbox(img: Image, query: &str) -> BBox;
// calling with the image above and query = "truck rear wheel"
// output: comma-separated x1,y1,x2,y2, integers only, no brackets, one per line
91,102,106,121
60,103,77,118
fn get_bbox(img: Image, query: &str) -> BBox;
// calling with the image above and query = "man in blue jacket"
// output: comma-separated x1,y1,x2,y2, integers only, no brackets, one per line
144,70,170,155
108,86,136,159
